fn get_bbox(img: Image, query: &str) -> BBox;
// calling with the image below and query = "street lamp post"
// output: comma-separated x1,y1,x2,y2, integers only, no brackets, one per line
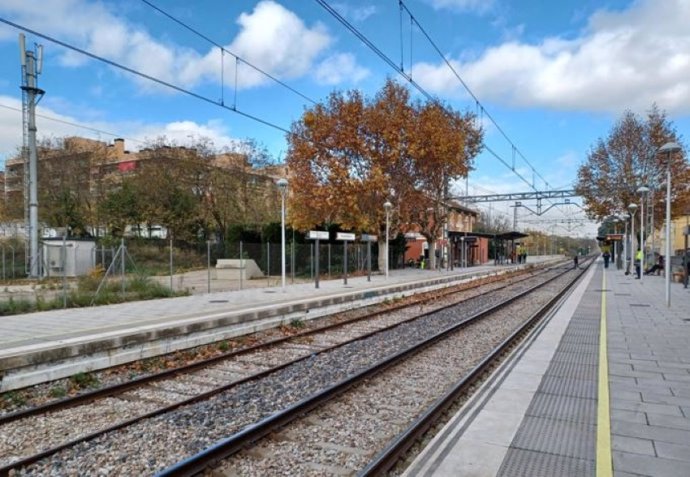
649,188,655,258
659,142,681,307
384,201,392,278
277,178,288,292
618,214,628,272
637,186,650,283
628,203,638,277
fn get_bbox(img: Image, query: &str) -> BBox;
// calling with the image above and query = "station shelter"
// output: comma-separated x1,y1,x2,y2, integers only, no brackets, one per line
486,231,529,264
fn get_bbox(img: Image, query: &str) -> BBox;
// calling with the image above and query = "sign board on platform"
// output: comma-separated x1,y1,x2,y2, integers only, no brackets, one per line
360,234,378,242
336,232,356,241
308,230,329,240
606,233,624,241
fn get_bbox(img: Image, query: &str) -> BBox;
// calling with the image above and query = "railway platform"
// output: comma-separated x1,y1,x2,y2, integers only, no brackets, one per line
0,258,554,392
405,260,690,476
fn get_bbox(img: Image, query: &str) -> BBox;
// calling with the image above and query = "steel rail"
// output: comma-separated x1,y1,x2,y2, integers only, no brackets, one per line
0,265,533,426
0,266,555,475
359,257,594,475
156,261,584,476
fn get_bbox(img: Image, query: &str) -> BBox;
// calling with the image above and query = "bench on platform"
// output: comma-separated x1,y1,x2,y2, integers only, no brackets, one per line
214,259,264,280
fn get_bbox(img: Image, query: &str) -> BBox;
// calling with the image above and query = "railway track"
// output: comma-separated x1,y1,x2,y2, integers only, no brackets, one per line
162,259,593,476
0,261,576,476
0,267,535,420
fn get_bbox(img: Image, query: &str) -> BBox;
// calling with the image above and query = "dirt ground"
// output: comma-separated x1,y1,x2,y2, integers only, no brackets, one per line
148,269,313,294
0,269,315,303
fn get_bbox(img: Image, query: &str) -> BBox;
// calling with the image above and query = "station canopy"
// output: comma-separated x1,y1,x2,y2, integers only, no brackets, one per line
448,231,528,241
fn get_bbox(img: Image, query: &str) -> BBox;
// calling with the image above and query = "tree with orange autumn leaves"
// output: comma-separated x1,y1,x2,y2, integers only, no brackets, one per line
286,79,482,270
575,106,690,246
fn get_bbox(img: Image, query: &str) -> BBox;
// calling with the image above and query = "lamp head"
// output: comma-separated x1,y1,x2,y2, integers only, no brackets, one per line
628,203,638,213
277,178,288,193
659,142,681,154
383,201,392,211
636,185,650,194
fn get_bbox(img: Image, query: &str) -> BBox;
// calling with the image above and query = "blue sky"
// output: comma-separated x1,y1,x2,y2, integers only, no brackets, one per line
1,0,689,237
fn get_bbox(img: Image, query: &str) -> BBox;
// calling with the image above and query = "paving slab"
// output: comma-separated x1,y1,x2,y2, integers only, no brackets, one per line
0,261,551,391
405,256,690,476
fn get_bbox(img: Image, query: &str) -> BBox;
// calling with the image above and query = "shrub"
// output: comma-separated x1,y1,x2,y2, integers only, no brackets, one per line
69,372,100,389
49,386,67,398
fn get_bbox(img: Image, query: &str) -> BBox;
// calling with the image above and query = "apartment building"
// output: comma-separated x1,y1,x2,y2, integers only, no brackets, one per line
2,136,287,238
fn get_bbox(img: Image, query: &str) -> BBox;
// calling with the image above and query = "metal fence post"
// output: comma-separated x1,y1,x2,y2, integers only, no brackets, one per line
207,240,211,294
239,241,243,291
169,238,173,291
267,242,271,287
315,240,320,288
121,238,126,296
62,235,67,308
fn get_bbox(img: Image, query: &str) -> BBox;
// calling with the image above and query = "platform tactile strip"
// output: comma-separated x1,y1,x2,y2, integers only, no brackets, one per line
499,448,595,477
497,268,601,476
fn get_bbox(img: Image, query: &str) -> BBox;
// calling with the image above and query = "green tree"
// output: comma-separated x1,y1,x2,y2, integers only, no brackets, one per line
37,139,94,235
204,139,282,243
99,179,142,237
131,144,201,241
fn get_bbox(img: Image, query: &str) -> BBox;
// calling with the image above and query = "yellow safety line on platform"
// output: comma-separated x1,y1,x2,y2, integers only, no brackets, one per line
596,270,612,477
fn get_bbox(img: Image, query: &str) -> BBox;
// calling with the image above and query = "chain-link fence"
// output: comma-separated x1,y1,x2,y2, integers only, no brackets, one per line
0,243,25,280
0,237,410,313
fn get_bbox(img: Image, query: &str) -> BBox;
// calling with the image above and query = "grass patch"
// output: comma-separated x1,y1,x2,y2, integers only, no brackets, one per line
217,340,230,352
0,274,188,316
69,372,100,390
1,390,27,409
49,386,67,398
289,318,306,329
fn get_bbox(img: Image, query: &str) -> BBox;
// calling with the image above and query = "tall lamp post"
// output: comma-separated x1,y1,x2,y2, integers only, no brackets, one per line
637,186,650,283
647,186,656,256
659,142,681,307
384,201,392,278
628,202,638,276
618,214,628,271
277,178,288,292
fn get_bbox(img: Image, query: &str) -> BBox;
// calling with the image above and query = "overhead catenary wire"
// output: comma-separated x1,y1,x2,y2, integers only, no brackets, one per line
0,17,293,137
400,0,576,223
314,0,433,102
4,4,576,230
398,0,551,191
314,0,545,194
0,102,146,145
140,0,317,106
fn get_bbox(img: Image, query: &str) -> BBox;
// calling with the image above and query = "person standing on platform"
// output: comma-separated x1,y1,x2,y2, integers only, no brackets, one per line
635,248,642,279
603,250,610,268
573,254,579,269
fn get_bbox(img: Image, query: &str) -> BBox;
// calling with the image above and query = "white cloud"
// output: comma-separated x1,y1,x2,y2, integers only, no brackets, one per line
411,0,690,114
221,0,332,88
332,3,378,22
424,0,495,14
315,53,369,85
0,95,240,163
1,0,341,91
137,119,241,150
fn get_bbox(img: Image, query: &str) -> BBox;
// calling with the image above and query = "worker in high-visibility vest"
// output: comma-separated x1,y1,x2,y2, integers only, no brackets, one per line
635,248,643,279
